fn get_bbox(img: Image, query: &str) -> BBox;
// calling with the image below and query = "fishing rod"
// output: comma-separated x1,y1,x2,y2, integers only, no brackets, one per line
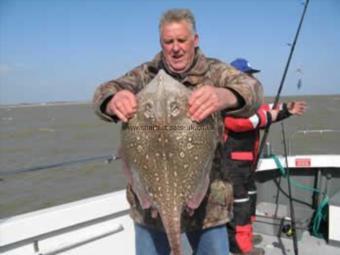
253,1,310,255
0,154,120,177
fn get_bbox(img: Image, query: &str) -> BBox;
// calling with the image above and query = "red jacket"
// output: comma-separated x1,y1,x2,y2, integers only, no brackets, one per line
223,103,291,163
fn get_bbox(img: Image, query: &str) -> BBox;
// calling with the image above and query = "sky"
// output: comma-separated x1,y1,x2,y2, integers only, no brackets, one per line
0,0,339,105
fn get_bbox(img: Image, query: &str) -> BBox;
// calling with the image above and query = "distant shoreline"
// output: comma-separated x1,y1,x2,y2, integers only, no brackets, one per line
0,101,91,109
1,94,339,109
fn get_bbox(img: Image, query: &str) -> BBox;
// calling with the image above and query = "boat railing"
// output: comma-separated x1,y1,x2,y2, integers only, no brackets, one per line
288,129,340,155
0,190,133,255
0,154,120,177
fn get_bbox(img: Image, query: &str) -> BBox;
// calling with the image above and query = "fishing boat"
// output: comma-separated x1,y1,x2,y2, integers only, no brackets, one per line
1,129,340,255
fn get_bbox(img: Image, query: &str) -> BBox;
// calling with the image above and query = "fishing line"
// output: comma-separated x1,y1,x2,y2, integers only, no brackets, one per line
0,154,120,177
253,1,311,254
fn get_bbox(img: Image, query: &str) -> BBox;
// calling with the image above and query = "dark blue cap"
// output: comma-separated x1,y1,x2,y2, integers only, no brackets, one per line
230,58,260,73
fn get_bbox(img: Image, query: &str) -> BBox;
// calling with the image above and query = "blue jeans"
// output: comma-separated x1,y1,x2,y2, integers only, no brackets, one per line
135,223,229,255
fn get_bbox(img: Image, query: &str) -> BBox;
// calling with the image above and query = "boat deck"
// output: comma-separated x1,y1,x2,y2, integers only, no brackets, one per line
182,230,338,255
254,231,338,255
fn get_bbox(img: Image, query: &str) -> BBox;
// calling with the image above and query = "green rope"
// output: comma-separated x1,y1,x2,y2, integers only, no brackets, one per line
270,154,329,238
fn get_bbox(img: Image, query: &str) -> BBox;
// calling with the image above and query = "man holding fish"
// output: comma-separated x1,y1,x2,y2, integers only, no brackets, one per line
93,8,263,255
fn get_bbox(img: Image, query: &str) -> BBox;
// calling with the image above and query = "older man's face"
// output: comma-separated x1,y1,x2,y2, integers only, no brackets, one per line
160,21,198,73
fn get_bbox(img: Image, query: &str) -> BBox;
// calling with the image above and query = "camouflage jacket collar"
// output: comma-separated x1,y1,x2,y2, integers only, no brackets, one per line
149,48,210,86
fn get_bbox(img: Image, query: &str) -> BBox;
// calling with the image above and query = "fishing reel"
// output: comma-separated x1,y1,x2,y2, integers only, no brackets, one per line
282,223,295,237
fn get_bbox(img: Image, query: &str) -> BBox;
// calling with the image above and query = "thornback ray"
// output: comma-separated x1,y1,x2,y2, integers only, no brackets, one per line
121,69,218,255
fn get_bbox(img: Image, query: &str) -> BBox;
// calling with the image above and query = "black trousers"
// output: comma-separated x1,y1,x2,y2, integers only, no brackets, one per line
224,160,257,253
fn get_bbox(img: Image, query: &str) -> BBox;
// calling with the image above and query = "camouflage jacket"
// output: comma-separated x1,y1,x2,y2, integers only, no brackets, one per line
93,48,263,231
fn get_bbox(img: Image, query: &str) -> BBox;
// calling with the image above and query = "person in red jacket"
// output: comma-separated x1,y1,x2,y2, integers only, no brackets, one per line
224,58,306,255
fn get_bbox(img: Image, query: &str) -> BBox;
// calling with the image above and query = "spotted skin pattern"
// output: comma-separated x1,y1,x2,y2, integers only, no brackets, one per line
121,70,218,255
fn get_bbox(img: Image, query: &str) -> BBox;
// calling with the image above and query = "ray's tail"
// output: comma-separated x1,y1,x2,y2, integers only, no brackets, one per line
160,207,183,255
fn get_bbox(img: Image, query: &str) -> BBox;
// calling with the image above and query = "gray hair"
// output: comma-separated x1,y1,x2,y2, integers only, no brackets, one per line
159,9,197,35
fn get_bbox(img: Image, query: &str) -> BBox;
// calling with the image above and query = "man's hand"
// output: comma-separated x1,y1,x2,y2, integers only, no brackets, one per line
106,90,137,122
188,86,238,122
287,101,307,116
